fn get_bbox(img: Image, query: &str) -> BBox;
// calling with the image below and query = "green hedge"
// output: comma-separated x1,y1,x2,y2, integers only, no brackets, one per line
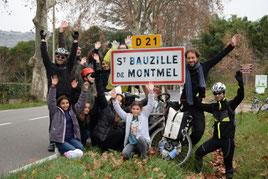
0,83,36,104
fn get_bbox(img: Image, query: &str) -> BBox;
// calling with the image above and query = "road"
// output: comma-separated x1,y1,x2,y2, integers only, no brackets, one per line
0,106,51,176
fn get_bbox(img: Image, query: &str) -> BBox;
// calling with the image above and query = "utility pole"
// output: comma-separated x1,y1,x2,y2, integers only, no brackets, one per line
52,6,55,63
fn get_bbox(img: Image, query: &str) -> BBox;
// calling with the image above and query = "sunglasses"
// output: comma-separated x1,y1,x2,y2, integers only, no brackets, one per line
213,92,223,96
56,55,66,59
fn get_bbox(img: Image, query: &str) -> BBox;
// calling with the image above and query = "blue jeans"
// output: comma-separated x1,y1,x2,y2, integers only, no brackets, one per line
80,129,91,146
55,138,84,154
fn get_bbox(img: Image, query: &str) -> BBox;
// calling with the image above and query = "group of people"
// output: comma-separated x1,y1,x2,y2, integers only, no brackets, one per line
41,21,243,178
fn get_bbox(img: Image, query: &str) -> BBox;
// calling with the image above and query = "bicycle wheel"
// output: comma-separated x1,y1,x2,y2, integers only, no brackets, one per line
174,130,192,167
150,127,192,167
150,126,165,148
252,101,261,114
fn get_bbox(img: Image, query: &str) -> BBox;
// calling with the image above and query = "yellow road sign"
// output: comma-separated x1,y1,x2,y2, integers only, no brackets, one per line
132,34,161,48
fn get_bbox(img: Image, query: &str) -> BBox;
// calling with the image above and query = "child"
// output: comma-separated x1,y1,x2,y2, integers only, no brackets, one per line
78,102,92,147
194,71,244,178
70,77,92,147
47,75,89,159
111,82,155,160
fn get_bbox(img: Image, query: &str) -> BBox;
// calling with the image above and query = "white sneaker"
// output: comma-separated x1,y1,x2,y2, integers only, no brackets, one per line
55,147,61,157
86,138,92,147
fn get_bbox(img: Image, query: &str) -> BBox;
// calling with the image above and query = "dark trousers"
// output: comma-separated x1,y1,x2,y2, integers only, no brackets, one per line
102,127,125,151
80,129,91,147
182,103,205,146
195,136,235,175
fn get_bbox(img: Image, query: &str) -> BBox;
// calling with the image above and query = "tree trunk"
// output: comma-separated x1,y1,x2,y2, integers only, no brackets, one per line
29,0,51,100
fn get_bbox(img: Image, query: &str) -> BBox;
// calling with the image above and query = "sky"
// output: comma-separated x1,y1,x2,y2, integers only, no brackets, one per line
0,0,267,33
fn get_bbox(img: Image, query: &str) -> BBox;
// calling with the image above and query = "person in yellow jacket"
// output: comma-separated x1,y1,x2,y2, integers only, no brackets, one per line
104,35,132,92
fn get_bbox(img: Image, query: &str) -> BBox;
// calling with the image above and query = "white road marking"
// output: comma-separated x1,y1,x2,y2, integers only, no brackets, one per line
28,116,49,121
9,154,58,174
0,122,12,126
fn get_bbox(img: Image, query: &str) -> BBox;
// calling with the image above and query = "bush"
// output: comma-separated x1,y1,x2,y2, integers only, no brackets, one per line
0,83,36,104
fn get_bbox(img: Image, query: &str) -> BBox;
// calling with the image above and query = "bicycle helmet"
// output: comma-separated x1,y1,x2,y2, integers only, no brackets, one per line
212,82,226,93
81,68,95,78
55,47,69,56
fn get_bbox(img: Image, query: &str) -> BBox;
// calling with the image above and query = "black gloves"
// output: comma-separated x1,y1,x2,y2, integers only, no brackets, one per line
235,70,243,86
40,30,46,40
72,31,79,41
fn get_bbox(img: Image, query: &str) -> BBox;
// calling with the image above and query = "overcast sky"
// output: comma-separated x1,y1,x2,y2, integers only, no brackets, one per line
0,0,267,32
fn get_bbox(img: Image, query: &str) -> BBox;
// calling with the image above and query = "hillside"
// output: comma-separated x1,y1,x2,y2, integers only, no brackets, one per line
0,30,35,48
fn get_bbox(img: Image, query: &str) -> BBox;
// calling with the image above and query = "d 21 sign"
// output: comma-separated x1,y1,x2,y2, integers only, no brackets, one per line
132,35,161,48
110,47,185,85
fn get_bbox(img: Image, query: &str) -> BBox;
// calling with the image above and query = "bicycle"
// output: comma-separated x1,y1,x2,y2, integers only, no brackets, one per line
251,95,268,114
149,93,193,167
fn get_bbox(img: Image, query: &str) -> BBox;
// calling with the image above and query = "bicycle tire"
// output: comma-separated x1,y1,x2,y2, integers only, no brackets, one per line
175,131,192,167
150,127,192,167
150,126,165,148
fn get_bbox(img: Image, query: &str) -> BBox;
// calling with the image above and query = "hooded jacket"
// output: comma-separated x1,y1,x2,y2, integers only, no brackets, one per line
47,86,88,143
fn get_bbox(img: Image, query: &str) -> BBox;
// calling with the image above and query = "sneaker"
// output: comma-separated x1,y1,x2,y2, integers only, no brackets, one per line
55,147,61,157
64,150,79,159
48,143,55,152
86,138,92,147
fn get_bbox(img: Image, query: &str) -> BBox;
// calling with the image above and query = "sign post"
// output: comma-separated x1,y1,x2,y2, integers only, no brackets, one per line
110,47,185,85
240,64,252,87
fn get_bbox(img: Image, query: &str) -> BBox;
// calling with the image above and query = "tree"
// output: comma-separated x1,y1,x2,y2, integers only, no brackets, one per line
63,0,224,47
28,0,56,99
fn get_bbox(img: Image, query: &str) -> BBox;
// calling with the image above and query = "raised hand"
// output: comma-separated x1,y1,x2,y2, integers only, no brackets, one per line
51,75,58,87
235,70,243,83
80,57,87,65
71,79,78,89
72,31,79,41
83,81,89,91
147,82,154,93
93,53,100,63
125,35,132,46
231,34,240,46
40,30,47,40
111,88,117,99
94,41,101,50
60,21,68,32
111,40,120,48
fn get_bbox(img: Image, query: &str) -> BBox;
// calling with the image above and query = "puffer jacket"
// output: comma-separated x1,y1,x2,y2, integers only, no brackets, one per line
47,86,88,143
91,71,120,146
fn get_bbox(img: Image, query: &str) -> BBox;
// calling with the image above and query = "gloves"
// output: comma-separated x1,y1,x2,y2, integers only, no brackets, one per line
111,41,120,48
72,31,79,41
40,30,46,40
235,70,243,85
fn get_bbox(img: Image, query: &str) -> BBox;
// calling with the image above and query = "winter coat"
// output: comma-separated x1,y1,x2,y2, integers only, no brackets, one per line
47,86,88,143
41,41,78,99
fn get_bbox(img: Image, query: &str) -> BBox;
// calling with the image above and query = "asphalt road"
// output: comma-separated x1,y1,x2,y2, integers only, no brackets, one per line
0,106,52,176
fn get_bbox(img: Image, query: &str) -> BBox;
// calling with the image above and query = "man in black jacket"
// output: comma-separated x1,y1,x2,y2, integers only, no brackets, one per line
194,71,244,179
40,29,79,152
180,34,239,146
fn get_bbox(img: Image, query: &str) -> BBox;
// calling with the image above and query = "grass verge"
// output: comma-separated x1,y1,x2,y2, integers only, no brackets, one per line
0,101,47,111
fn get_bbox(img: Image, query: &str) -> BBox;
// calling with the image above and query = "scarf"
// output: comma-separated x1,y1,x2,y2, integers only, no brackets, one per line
185,62,206,105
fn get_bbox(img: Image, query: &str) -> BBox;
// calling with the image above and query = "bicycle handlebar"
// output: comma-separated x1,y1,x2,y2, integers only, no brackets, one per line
157,93,171,103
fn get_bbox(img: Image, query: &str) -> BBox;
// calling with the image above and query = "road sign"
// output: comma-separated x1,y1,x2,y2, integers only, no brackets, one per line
132,34,161,48
255,75,267,88
240,64,252,73
110,47,185,85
